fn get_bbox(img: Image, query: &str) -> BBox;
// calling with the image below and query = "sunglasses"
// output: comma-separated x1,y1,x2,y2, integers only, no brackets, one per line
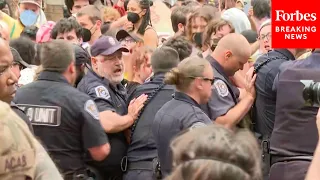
188,76,215,85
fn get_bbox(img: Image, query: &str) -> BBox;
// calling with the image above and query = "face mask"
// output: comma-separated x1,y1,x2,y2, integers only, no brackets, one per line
193,32,203,47
210,38,221,51
82,28,91,42
19,10,38,27
127,12,140,24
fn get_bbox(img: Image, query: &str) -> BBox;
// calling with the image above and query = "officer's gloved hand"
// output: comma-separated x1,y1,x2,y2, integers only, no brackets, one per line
244,67,257,99
127,94,148,121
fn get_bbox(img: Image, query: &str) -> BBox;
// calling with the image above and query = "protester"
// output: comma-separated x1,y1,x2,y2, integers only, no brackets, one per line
167,124,262,180
36,21,56,43
186,7,215,49
116,29,143,81
125,46,154,95
201,18,234,58
163,35,193,61
170,6,192,36
21,25,38,41
51,18,83,44
1,0,45,39
76,5,102,46
0,20,10,42
65,0,90,15
102,6,121,23
125,0,158,48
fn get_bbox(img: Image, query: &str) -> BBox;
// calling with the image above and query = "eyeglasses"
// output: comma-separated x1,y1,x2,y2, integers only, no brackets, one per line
188,76,215,85
120,38,136,44
258,32,271,41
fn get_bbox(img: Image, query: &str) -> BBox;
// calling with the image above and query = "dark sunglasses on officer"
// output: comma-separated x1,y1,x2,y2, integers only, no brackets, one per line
188,76,215,85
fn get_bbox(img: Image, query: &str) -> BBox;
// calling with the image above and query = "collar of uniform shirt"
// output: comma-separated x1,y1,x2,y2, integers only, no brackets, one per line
37,71,69,84
208,56,229,81
173,91,202,109
273,49,296,60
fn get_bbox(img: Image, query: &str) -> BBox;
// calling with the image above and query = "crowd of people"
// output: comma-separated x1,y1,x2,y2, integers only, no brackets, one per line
0,0,320,180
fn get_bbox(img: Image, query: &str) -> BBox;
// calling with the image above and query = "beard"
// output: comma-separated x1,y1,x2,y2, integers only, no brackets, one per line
98,67,124,85
74,71,85,87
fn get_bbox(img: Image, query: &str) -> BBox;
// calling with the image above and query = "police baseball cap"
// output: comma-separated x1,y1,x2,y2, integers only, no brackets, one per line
115,29,142,42
91,36,129,57
10,47,30,68
19,0,41,8
72,44,90,66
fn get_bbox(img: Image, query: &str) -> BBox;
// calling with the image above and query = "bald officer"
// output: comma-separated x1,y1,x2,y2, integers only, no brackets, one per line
204,33,256,128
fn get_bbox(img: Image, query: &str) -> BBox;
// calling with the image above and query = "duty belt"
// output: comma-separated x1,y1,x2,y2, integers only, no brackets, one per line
125,159,162,179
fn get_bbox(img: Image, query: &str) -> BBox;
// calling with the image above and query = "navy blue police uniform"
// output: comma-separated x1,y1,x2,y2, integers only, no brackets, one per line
123,73,175,180
152,92,212,177
13,71,109,180
78,68,128,179
253,49,295,179
253,49,295,138
269,51,320,180
11,102,34,133
203,55,240,120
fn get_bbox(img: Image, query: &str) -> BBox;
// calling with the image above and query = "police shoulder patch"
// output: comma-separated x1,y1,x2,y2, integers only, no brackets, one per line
84,100,100,120
94,85,110,100
214,79,229,97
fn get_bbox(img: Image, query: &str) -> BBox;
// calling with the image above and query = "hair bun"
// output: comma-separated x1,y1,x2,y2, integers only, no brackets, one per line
164,68,180,85
149,0,153,6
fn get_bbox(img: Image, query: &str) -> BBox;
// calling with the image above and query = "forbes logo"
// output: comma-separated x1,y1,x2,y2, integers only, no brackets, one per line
275,10,317,21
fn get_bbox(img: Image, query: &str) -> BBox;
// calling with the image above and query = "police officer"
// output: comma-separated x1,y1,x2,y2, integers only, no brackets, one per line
0,100,64,180
153,56,214,177
124,46,180,180
253,47,306,178
0,38,33,133
204,33,256,128
13,40,110,180
72,44,90,87
77,36,147,179
268,49,320,180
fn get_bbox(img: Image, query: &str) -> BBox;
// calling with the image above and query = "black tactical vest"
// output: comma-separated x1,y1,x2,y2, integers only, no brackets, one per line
270,68,320,158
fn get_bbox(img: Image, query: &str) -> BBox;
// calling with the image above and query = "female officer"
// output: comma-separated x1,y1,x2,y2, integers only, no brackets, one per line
126,0,158,48
152,56,214,178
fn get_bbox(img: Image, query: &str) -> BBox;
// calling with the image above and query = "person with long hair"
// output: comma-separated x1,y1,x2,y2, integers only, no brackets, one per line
126,0,158,48
186,6,218,49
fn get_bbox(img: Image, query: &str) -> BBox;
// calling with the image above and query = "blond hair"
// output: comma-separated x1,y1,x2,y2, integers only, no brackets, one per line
165,56,210,92
102,7,121,22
